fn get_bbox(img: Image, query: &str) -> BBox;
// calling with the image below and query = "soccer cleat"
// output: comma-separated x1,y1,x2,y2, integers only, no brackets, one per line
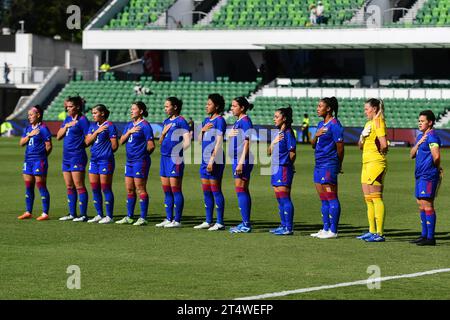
73,216,88,222
18,212,32,220
310,229,327,237
273,227,293,236
416,238,436,246
193,222,213,229
155,219,172,227
270,225,285,234
208,223,225,231
115,216,135,225
36,214,49,221
317,230,338,239
364,234,385,242
356,232,375,240
87,215,103,223
99,216,113,224
133,218,148,226
164,221,182,228
409,236,426,244
59,215,75,221
229,223,252,233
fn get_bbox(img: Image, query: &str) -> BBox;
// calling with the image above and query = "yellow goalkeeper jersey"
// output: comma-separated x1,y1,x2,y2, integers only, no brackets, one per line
362,117,387,164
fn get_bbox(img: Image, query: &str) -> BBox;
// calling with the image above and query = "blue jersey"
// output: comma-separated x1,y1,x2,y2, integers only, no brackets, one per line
229,115,253,161
22,123,52,161
88,121,117,161
315,118,344,169
201,115,227,165
61,115,90,159
415,130,441,180
122,120,154,162
161,116,190,157
271,128,296,166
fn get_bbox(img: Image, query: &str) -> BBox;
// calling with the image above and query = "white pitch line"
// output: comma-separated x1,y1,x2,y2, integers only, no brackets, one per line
235,268,450,300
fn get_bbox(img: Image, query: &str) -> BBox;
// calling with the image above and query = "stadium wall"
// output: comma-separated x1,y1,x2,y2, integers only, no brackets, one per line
83,27,450,50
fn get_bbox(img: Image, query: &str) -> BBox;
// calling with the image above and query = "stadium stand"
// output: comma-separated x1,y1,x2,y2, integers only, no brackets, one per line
204,0,366,28
44,77,261,123
414,0,450,26
276,78,361,88
250,96,450,127
104,0,177,30
378,79,450,88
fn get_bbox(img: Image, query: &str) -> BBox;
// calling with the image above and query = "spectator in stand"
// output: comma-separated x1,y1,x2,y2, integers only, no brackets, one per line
309,4,317,25
316,1,325,24
4,62,11,84
188,117,195,141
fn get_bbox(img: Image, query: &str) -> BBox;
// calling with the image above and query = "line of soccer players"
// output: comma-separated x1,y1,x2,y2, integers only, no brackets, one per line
17,95,442,245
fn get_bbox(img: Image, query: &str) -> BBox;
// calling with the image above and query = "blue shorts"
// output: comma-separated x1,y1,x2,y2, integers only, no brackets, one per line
23,159,48,176
232,163,253,181
125,159,150,179
313,167,339,185
200,163,225,180
415,178,439,199
271,165,294,187
89,159,115,175
160,155,184,178
62,155,87,172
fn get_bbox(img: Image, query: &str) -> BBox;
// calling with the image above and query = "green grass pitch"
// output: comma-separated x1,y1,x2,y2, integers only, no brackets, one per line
0,137,449,299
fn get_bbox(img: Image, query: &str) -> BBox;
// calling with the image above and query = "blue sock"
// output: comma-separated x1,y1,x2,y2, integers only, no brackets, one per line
163,186,174,221
139,193,149,219
25,181,35,213
275,192,286,227
37,182,50,214
212,185,225,225
127,193,136,218
77,188,88,217
202,184,214,224
172,187,184,222
425,209,436,240
420,210,427,237
91,183,103,217
102,184,114,218
328,193,341,234
280,192,294,231
67,187,77,217
236,187,251,226
320,193,330,231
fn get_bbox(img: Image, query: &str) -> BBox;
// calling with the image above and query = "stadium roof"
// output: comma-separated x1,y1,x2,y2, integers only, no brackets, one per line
83,27,450,50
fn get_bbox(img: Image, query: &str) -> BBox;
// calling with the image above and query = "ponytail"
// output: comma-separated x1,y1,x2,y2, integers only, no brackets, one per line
93,104,110,120
277,106,293,128
234,96,254,112
321,96,339,118
133,101,148,117
366,98,385,119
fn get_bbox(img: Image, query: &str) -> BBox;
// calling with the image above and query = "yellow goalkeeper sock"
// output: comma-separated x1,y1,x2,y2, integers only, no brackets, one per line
365,195,376,234
371,192,385,236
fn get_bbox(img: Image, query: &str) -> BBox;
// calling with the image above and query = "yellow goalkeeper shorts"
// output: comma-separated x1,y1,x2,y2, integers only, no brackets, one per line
361,161,387,185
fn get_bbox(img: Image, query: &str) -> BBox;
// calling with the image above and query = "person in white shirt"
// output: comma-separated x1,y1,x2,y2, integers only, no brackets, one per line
310,4,317,25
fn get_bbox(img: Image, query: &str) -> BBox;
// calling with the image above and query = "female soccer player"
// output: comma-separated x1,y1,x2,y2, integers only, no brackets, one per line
155,97,191,228
409,110,442,246
310,97,344,239
228,97,254,233
357,98,388,242
194,94,227,231
85,104,118,224
268,106,296,235
18,105,52,221
116,101,155,226
57,96,90,222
